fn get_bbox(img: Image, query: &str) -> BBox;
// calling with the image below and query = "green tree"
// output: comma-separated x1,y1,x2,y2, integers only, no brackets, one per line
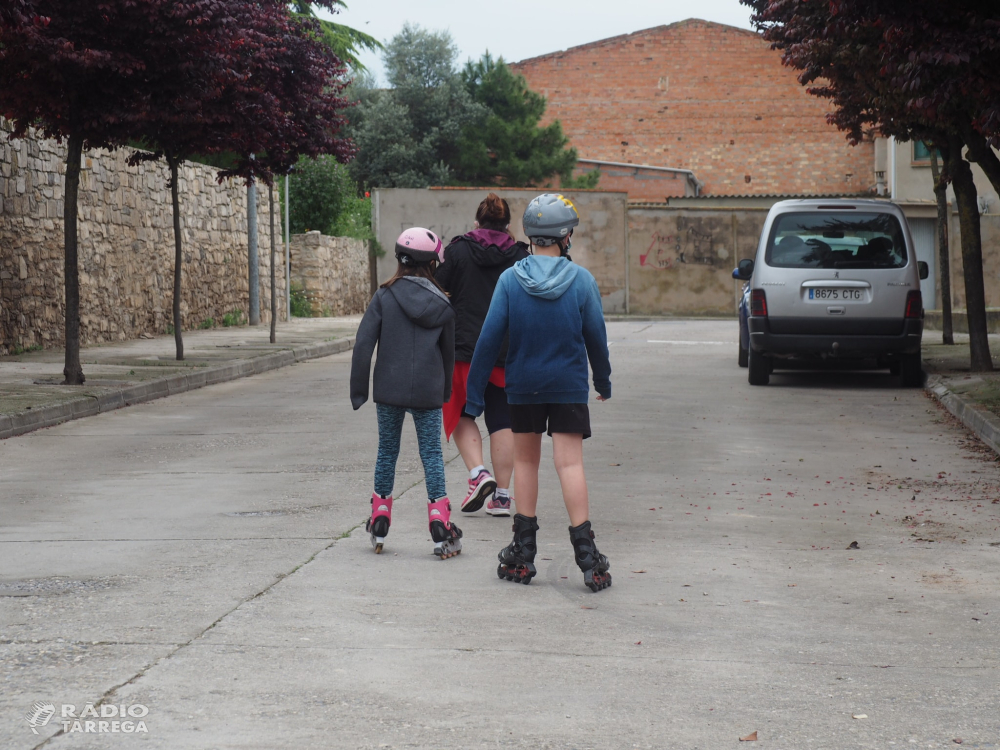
288,155,356,235
286,155,376,241
348,25,485,189
455,53,598,189
289,0,381,69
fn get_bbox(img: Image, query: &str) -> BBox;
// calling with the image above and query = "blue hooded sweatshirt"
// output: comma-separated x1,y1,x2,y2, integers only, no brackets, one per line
465,255,611,414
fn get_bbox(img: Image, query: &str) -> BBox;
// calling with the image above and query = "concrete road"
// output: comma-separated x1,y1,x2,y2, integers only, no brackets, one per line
2,320,999,749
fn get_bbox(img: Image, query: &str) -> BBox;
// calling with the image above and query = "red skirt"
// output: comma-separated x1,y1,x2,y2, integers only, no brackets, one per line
443,361,506,439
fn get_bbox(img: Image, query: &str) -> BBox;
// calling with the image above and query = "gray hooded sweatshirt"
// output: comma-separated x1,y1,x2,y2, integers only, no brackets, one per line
350,276,455,410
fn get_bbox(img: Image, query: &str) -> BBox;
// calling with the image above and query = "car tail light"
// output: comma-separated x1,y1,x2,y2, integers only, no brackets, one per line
904,290,922,319
750,289,768,317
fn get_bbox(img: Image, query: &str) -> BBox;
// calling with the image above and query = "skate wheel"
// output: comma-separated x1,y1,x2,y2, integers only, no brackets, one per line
497,565,506,580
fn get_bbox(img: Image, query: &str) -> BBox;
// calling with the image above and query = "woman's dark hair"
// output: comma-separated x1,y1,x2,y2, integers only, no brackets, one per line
380,260,449,296
475,193,511,231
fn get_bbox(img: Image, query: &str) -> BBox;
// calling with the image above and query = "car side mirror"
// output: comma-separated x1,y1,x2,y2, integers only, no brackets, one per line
734,258,754,281
917,261,929,280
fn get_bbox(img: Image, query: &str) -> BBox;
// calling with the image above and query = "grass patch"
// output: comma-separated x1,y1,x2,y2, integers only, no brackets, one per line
12,343,43,355
198,318,215,330
290,283,313,318
221,310,245,327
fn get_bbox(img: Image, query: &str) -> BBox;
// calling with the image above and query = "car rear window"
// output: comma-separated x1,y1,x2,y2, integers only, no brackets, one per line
765,212,907,269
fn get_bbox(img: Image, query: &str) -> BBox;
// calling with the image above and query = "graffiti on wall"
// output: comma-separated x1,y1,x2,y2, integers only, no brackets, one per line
639,227,718,269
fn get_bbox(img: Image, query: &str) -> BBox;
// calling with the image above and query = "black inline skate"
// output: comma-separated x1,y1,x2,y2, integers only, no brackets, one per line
497,514,539,584
569,520,612,592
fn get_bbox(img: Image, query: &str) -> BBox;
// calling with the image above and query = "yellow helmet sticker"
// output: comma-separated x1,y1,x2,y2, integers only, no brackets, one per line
557,195,578,215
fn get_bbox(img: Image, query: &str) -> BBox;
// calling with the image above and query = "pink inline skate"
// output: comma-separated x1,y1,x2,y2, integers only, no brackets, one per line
366,493,392,553
427,498,463,559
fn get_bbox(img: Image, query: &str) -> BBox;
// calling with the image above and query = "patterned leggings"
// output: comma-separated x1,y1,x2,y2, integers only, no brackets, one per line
374,404,447,501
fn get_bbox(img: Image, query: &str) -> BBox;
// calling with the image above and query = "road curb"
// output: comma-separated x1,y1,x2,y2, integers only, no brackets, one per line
0,336,355,441
926,374,1000,456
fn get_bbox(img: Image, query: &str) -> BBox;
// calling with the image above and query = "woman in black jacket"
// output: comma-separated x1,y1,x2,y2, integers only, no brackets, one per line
436,194,529,517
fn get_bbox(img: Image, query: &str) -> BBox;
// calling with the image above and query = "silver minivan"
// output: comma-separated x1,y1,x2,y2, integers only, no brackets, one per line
734,199,927,386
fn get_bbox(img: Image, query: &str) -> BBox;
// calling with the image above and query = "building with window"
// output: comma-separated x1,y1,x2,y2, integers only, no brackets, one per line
880,137,1000,314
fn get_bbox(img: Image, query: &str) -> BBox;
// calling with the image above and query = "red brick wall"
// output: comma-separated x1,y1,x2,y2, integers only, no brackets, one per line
511,20,875,201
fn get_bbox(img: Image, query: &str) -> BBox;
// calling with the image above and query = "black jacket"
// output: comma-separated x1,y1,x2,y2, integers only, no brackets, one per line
435,235,530,366
350,277,455,410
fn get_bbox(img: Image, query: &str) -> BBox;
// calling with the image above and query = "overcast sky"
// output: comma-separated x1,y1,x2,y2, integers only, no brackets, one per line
324,0,756,84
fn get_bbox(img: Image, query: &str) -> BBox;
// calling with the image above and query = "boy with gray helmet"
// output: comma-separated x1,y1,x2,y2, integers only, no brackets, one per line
465,194,613,592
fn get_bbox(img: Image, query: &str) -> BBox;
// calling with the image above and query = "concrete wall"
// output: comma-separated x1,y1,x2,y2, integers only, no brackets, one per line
0,125,283,354
290,232,369,316
628,206,766,315
375,188,772,316
375,187,1000,317
374,188,630,313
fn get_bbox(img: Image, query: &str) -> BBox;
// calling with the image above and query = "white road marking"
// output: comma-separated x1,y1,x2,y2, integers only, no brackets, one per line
646,340,729,345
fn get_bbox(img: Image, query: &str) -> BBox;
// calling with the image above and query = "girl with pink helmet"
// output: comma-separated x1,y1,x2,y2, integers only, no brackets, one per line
350,227,463,558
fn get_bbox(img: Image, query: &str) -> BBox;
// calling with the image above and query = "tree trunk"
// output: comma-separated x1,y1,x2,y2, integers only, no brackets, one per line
62,133,85,385
248,180,260,325
169,157,184,361
963,124,1000,200
946,137,993,371
929,149,954,345
269,183,277,344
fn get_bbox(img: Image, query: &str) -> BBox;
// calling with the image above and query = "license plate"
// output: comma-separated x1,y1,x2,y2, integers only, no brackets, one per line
809,288,863,301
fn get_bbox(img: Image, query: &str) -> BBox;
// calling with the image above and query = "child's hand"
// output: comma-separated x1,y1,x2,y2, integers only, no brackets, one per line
596,395,609,402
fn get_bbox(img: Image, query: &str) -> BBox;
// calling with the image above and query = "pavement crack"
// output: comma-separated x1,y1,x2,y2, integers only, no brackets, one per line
28,520,361,750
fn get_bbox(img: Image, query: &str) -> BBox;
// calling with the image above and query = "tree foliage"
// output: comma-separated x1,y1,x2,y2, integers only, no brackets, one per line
348,24,483,189
348,25,594,190
0,1,155,382
741,0,998,371
289,0,381,70
288,156,357,234
455,53,597,188
121,0,351,359
0,0,353,375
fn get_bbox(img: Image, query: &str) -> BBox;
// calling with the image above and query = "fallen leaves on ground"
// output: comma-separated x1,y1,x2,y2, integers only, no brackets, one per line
739,731,758,742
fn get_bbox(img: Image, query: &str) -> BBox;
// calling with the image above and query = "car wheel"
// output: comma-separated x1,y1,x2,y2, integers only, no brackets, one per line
748,347,770,385
899,353,923,388
738,340,748,368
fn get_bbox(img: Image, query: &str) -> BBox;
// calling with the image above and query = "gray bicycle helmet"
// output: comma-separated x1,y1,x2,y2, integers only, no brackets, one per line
522,193,579,246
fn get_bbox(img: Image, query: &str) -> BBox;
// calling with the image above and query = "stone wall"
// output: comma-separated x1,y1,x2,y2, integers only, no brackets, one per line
0,124,284,354
290,231,370,316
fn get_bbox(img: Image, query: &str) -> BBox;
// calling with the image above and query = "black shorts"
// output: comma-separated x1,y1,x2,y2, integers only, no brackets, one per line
460,382,511,435
508,403,591,439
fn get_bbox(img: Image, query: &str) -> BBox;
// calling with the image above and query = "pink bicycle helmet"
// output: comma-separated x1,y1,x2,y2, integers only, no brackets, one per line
395,227,444,265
